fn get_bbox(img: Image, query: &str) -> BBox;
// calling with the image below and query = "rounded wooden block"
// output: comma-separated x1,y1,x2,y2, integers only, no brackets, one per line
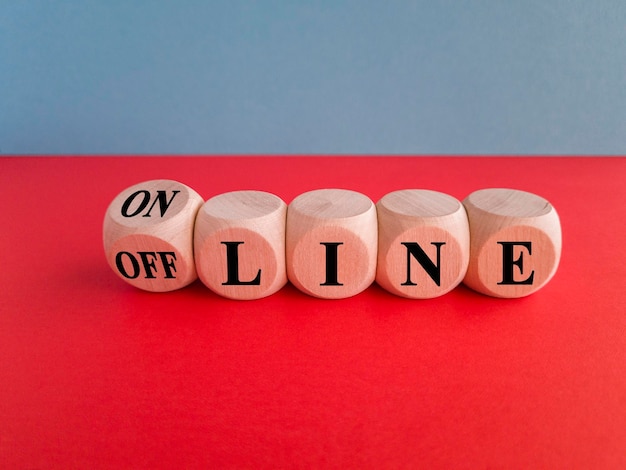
286,189,377,299
103,179,204,292
194,190,287,300
462,188,561,298
376,189,470,298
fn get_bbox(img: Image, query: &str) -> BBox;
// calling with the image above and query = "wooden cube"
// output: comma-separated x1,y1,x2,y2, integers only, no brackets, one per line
286,189,377,299
194,190,287,300
103,179,204,291
376,189,470,298
462,188,561,298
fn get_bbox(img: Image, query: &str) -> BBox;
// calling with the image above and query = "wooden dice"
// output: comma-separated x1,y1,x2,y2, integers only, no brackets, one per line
462,188,561,298
376,190,470,298
104,182,562,299
194,190,287,300
103,179,204,291
286,189,377,299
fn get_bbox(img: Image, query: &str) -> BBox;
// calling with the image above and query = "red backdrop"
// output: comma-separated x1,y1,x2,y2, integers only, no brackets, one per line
1,156,625,468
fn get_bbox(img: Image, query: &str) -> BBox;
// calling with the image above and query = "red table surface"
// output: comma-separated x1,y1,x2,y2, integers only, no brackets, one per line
1,156,625,469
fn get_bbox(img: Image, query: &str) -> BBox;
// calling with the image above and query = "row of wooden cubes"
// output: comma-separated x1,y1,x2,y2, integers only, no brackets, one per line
103,180,561,299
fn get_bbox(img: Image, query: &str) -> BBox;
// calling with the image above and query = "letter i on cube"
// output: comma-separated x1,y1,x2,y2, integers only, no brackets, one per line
286,189,378,299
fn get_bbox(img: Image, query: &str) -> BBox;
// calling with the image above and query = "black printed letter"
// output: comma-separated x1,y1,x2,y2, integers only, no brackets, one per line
400,242,445,287
497,241,534,285
221,242,262,285
115,251,140,279
320,242,343,286
144,190,180,217
121,190,151,217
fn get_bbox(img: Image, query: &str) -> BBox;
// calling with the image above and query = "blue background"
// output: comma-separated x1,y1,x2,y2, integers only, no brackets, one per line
2,1,625,155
